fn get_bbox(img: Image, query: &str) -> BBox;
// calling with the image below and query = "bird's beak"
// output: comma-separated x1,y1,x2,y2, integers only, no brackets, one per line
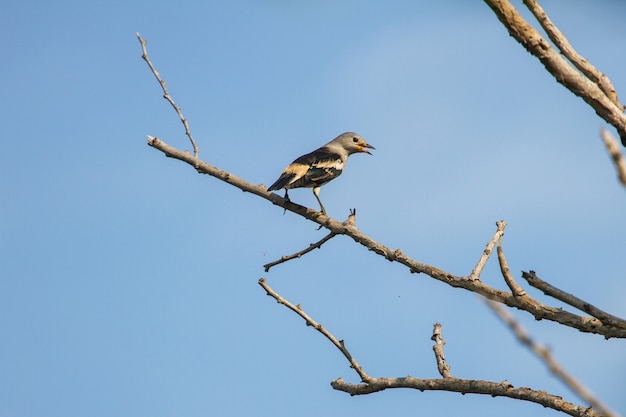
361,143,375,155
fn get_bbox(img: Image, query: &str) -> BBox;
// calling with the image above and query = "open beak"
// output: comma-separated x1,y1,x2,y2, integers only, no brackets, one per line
361,143,375,155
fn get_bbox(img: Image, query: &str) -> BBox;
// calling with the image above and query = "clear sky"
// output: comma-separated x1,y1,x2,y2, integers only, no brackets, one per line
2,1,626,416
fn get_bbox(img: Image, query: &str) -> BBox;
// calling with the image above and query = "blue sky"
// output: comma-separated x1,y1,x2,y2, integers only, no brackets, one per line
2,1,626,416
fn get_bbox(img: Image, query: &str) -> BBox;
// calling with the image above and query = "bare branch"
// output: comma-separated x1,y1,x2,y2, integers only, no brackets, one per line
523,0,621,108
263,231,337,272
431,323,453,378
483,0,626,145
138,31,626,339
148,135,626,338
263,210,358,272
136,33,199,158
331,377,601,417
486,300,620,417
139,19,624,416
601,129,626,187
260,279,603,417
497,243,527,297
522,271,626,332
258,278,370,382
468,220,506,280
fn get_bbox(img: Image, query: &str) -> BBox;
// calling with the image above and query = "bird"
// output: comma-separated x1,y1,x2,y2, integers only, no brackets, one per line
267,132,375,215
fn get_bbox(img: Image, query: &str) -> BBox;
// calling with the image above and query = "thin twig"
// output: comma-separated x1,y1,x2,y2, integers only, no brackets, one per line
263,209,357,272
136,33,199,158
523,0,621,109
263,231,337,272
431,323,453,378
258,278,370,382
522,271,626,331
468,221,506,280
600,128,626,187
485,300,620,417
497,243,527,297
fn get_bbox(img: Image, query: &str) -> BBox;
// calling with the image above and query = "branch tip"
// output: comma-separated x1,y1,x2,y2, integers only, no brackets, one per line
469,221,507,280
431,323,453,378
497,244,527,297
522,271,626,331
263,231,337,272
137,33,200,157
600,129,626,186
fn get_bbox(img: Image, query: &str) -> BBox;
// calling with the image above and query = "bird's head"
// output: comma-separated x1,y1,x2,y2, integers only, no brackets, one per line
333,132,375,155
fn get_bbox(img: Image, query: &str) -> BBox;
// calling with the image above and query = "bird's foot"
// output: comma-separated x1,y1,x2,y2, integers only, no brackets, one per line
311,208,326,217
282,191,291,215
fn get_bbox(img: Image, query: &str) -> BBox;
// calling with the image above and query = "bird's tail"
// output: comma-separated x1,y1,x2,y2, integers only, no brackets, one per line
268,173,295,191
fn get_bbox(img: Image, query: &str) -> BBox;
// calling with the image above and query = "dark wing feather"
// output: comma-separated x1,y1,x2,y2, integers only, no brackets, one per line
268,172,297,191
291,148,344,188
269,147,344,191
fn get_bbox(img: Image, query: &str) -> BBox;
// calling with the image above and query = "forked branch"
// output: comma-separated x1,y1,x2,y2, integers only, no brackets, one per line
483,0,626,145
139,23,622,415
145,135,626,339
523,0,620,107
260,278,603,417
138,36,626,339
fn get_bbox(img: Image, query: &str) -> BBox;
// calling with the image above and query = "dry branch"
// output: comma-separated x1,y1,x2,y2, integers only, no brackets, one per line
332,377,600,417
431,323,453,378
138,36,626,339
523,0,621,107
258,278,370,382
136,33,199,157
483,0,626,145
497,243,527,297
486,300,619,417
522,271,626,332
469,220,506,280
259,278,603,417
263,210,358,272
147,135,626,339
263,231,337,272
139,27,622,415
601,129,626,187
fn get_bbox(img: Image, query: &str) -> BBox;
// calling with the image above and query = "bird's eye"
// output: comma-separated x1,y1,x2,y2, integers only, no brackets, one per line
352,137,359,143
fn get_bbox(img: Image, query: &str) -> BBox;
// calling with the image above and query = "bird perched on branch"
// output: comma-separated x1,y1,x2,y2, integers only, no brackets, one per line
268,132,375,215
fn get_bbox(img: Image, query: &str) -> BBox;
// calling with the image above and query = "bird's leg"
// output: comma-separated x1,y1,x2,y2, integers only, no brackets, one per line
281,189,290,215
312,187,327,216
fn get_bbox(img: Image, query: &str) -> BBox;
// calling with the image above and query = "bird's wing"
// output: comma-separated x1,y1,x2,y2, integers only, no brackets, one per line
268,147,345,191
267,161,309,191
291,148,344,188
